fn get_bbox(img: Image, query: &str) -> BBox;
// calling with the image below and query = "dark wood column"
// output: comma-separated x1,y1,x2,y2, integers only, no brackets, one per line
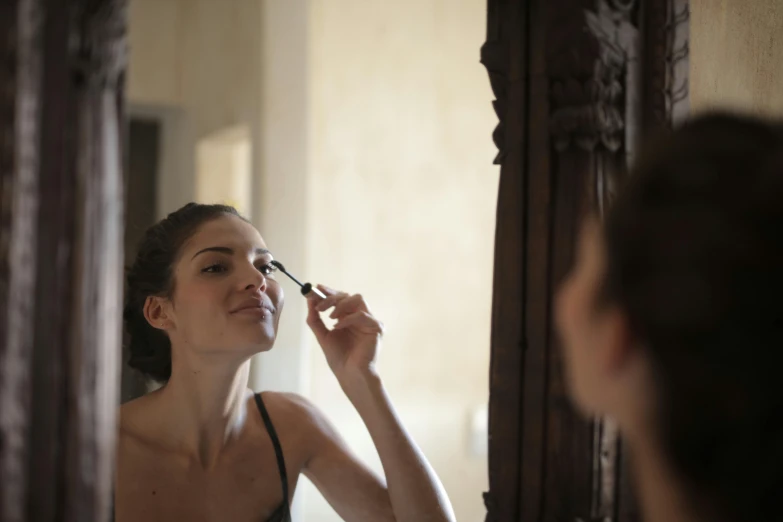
0,1,127,521
482,1,689,521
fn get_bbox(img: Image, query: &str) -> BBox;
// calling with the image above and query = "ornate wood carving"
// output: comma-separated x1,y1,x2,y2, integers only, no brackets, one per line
667,0,690,124
642,0,690,131
548,4,640,521
0,1,127,521
484,0,689,521
481,2,509,165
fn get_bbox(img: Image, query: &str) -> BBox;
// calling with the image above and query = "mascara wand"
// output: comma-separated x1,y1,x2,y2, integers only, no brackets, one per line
270,260,327,299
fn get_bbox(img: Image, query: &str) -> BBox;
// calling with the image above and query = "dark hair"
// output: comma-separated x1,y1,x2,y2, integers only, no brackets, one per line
603,113,783,522
123,202,245,382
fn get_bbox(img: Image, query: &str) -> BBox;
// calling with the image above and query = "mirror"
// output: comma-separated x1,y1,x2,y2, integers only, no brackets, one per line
5,1,783,520
123,1,497,520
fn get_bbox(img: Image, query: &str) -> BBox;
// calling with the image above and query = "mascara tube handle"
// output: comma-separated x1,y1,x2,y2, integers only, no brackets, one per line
301,283,327,300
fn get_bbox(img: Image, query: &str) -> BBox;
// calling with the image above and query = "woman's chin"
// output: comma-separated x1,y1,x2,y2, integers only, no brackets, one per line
195,321,278,356
238,327,277,354
251,339,275,354
230,312,278,345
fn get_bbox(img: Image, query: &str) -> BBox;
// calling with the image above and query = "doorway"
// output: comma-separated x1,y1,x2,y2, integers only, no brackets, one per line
121,117,161,403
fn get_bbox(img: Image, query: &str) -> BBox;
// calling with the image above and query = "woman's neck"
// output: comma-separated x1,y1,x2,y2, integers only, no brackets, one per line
629,431,701,522
155,354,254,469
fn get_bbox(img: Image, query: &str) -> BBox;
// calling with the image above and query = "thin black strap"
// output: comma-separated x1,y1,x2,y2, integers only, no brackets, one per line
254,393,290,508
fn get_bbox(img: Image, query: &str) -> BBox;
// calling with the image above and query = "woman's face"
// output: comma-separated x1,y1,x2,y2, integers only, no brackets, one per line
555,218,627,416
155,215,284,359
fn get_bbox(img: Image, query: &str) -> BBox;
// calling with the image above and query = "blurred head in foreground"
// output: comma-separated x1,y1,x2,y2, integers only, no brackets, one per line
557,112,783,522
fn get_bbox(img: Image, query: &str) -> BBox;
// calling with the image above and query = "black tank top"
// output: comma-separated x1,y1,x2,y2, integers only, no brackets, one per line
113,392,292,522
254,392,291,522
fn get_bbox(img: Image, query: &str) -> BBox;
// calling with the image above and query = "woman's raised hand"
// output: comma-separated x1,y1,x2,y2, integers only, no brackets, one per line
305,285,384,386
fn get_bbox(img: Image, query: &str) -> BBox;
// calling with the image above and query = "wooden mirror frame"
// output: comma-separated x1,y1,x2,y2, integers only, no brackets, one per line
481,1,689,521
0,0,693,520
0,1,126,521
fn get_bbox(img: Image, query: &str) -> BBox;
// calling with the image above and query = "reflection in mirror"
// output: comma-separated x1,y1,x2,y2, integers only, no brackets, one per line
122,1,497,521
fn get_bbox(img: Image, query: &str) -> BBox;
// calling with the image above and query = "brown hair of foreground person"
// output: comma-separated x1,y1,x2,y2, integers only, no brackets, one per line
556,112,783,522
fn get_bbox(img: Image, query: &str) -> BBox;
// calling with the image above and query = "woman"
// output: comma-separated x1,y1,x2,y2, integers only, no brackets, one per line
556,113,783,522
116,203,455,521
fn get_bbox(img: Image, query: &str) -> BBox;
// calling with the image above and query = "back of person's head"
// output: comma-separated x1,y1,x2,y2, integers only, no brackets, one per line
603,112,783,521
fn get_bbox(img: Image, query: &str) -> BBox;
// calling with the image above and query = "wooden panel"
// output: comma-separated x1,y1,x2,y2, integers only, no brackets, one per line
481,0,527,520
0,1,42,521
0,1,127,521
28,0,75,519
517,0,552,519
483,0,690,520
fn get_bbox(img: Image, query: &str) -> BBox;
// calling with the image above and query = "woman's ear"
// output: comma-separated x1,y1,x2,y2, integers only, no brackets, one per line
143,295,170,330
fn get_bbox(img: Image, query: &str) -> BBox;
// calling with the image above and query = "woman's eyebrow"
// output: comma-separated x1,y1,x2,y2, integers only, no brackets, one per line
191,246,271,260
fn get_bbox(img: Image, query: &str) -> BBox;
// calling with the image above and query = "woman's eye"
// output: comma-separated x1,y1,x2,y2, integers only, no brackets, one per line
202,263,227,274
259,263,277,276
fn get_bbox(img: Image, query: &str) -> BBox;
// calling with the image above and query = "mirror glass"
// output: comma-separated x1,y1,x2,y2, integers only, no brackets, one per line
124,1,498,521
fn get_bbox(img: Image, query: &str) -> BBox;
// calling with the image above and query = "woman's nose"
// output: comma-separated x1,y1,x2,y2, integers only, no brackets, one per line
243,266,267,292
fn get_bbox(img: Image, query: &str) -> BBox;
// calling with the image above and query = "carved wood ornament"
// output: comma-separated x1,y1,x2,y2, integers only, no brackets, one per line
482,0,689,521
0,1,127,521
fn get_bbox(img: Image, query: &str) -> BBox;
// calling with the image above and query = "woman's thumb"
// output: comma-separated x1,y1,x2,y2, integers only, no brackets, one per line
306,298,329,341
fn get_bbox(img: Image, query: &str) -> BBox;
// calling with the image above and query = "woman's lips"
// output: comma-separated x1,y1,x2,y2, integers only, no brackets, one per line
230,301,275,317
231,307,274,320
230,297,275,313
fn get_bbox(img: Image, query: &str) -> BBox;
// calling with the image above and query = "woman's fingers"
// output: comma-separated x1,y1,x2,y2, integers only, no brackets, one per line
306,284,340,310
306,285,382,335
306,297,330,342
328,294,369,319
333,311,384,336
314,292,347,311
315,284,340,297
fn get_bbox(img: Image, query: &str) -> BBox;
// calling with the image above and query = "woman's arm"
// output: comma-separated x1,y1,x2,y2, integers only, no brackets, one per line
303,286,456,522
344,370,454,521
279,393,395,521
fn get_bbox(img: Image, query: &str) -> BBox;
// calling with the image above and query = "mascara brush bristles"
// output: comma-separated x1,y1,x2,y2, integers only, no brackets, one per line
270,260,327,299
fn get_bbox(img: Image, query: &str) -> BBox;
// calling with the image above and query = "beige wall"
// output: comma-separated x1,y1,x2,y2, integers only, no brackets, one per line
303,1,497,521
196,125,252,215
128,0,262,216
128,0,180,107
691,0,783,115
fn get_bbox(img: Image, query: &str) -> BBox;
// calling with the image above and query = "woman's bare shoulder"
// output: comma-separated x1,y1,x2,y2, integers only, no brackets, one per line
117,392,166,451
120,391,154,421
257,391,323,426
258,390,313,411
257,391,342,445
